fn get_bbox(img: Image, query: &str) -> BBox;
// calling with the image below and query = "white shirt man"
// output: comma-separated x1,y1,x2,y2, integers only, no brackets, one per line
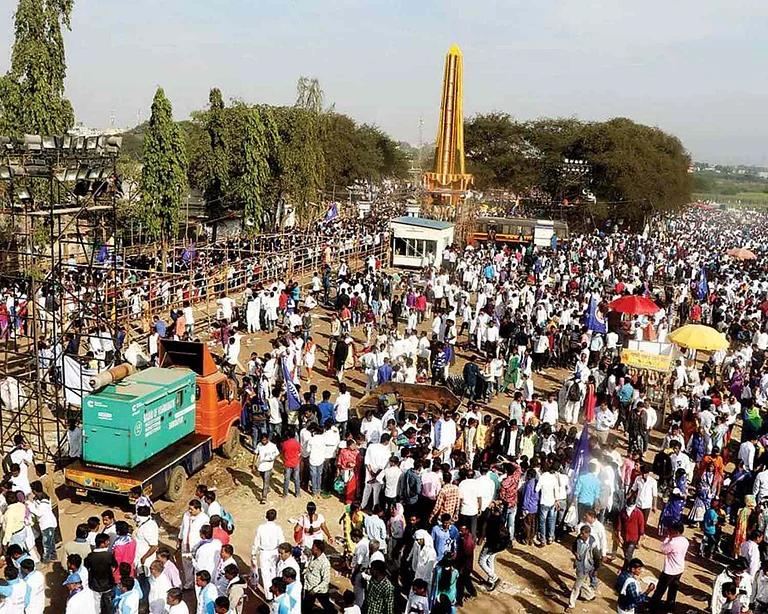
335,391,351,424
134,514,160,575
179,505,209,589
10,445,33,483
630,472,658,514
435,417,457,462
540,398,559,426
458,476,481,518
362,440,390,510
193,532,222,579
739,439,757,472
148,566,172,614
23,566,45,614
64,578,97,614
255,439,280,473
360,416,383,444
536,470,559,508
252,513,285,601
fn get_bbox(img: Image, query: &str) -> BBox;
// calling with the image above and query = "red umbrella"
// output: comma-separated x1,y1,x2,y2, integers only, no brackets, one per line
608,295,661,316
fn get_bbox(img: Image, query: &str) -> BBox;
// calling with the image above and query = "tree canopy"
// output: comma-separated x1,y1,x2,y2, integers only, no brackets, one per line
140,87,188,242
465,113,693,218
0,0,75,135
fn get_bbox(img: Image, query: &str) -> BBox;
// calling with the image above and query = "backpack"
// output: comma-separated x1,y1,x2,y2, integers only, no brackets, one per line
2,447,18,476
401,470,420,503
220,507,236,534
567,382,581,402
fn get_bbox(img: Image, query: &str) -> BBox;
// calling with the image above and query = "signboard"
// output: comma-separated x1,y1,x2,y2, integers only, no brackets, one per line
533,221,554,247
621,348,674,372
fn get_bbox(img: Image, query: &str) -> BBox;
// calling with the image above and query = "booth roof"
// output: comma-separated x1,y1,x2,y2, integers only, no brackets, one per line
390,217,454,231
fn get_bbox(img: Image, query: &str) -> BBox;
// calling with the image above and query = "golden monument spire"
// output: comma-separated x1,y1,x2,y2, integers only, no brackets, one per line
424,44,473,213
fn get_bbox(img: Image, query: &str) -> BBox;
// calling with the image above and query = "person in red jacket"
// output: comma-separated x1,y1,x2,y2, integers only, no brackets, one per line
615,496,646,570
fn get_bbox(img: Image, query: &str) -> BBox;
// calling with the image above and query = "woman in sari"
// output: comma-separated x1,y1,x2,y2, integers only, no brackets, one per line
681,406,698,446
688,426,708,469
584,376,597,423
729,366,745,401
499,350,520,395
701,447,725,496
688,461,715,524
0,303,9,340
339,502,366,558
430,556,459,614
336,439,360,505
658,469,688,537
733,495,757,557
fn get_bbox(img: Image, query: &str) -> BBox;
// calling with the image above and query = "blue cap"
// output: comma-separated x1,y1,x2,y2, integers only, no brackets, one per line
63,572,81,585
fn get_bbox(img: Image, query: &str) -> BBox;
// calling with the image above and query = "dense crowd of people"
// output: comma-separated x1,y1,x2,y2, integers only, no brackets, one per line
8,204,768,614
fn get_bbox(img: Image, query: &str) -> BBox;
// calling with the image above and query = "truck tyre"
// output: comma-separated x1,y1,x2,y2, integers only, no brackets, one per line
221,425,239,459
166,466,187,502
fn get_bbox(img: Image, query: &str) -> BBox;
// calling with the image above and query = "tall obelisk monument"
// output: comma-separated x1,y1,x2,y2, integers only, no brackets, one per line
424,44,473,214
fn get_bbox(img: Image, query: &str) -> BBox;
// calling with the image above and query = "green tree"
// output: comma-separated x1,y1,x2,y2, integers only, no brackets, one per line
0,0,75,135
199,88,230,236
140,87,188,244
464,112,538,191
228,103,275,233
581,118,693,218
296,76,325,114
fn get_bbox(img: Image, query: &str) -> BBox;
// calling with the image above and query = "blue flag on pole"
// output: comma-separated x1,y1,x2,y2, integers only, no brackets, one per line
282,358,301,411
697,266,709,300
570,423,590,486
96,245,109,264
324,202,338,222
585,296,607,334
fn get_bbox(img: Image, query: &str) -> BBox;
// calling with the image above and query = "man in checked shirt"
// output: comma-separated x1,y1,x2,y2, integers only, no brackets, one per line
431,471,460,524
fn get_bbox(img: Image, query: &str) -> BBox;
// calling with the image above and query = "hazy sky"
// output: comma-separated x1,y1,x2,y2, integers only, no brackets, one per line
1,0,767,165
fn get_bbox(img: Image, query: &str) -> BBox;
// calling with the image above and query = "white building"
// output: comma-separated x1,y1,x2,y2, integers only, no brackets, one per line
390,217,454,268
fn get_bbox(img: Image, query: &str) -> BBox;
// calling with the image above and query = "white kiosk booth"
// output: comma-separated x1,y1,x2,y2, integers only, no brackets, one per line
390,217,455,268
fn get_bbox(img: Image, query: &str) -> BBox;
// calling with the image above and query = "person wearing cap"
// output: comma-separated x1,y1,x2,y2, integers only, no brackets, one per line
64,571,97,614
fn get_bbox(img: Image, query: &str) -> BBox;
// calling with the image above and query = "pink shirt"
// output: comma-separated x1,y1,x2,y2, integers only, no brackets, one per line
661,535,689,575
421,471,441,500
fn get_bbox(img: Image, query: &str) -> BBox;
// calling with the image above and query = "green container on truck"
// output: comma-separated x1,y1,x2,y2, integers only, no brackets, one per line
82,367,196,469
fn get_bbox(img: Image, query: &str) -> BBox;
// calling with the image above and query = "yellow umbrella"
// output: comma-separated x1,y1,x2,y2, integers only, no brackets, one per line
667,324,729,351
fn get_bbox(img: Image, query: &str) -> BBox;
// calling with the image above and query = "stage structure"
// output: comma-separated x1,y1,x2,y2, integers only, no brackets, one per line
0,134,122,462
423,45,475,242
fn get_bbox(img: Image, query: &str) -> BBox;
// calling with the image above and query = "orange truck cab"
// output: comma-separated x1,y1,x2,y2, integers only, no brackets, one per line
64,340,243,503
159,339,242,457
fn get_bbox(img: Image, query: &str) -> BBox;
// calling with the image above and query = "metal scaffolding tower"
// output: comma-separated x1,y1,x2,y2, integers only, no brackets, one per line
0,134,121,463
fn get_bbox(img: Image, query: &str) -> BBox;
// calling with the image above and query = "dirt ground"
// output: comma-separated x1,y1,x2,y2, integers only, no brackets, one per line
49,295,725,614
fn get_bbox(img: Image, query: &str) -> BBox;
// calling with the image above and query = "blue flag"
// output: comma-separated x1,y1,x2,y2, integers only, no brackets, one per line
585,296,607,334
181,242,197,263
570,423,590,486
96,244,109,264
324,202,338,222
282,358,301,411
551,234,558,251
697,267,708,300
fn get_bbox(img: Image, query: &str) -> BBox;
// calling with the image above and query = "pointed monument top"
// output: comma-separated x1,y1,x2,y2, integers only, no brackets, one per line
448,44,462,56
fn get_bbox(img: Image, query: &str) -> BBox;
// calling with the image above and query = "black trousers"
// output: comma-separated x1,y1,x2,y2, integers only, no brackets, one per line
651,571,681,608
457,567,477,604
303,591,335,614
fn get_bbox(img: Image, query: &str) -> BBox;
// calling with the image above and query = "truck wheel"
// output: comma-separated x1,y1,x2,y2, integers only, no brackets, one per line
165,466,187,502
221,425,239,459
